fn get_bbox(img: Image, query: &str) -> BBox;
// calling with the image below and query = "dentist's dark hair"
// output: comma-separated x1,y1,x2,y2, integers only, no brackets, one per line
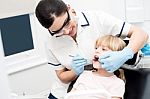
35,0,67,29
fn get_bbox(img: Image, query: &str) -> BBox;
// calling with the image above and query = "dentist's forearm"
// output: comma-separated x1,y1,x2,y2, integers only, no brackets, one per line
127,25,149,53
56,69,77,84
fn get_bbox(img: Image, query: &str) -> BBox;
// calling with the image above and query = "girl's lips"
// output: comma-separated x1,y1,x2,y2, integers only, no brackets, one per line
93,56,99,61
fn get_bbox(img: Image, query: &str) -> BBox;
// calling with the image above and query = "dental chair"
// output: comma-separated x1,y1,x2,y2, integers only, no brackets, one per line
123,55,150,99
123,68,150,99
121,40,150,99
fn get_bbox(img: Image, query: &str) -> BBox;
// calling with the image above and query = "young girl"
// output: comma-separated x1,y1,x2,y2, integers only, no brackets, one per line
65,35,126,99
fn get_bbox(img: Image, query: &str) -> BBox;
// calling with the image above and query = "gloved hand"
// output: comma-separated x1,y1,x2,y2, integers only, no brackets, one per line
99,47,134,73
71,54,87,75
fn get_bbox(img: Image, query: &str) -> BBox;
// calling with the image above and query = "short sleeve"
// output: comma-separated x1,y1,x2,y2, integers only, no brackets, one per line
45,41,64,70
95,10,131,37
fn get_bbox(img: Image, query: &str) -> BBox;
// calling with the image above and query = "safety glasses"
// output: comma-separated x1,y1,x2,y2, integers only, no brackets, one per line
48,11,71,36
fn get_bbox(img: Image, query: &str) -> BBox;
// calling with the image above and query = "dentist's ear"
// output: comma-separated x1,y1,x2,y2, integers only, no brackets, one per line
66,4,71,9
66,4,76,14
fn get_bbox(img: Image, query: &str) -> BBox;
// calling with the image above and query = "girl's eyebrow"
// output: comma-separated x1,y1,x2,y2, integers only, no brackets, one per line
69,55,74,57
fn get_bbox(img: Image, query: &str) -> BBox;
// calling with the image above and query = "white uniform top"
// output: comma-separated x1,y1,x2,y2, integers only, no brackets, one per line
46,10,131,98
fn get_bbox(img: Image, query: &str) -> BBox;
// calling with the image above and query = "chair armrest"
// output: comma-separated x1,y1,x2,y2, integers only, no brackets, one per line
123,68,150,99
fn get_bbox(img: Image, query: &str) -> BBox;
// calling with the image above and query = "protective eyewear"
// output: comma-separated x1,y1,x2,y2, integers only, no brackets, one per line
48,11,71,36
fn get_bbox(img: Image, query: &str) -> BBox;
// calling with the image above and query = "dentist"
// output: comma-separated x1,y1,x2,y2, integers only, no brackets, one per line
35,0,149,98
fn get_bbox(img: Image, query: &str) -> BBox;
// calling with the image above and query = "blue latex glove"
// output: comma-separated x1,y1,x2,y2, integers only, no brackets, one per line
71,54,87,75
99,47,134,73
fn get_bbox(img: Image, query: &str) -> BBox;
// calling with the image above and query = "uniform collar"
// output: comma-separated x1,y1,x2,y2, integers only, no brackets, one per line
76,11,90,35
76,11,89,27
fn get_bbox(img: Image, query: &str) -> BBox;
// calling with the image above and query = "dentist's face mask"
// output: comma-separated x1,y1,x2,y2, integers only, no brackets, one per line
48,10,78,37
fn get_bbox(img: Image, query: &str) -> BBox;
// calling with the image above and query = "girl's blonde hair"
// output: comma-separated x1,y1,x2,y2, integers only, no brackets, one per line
95,35,127,81
95,35,126,51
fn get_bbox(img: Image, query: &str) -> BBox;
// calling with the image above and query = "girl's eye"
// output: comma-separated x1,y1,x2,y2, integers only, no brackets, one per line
95,47,97,49
102,48,107,51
